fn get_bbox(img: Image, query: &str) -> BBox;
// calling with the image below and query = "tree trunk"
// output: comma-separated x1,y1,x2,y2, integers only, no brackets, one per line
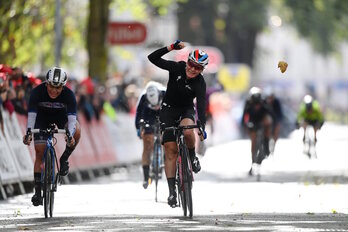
87,0,110,83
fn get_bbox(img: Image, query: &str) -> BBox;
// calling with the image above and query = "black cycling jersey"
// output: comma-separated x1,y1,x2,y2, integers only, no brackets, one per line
135,90,165,130
148,47,206,125
242,99,275,128
27,82,77,130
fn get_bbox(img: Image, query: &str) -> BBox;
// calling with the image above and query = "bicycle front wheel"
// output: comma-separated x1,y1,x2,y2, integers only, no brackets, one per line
183,154,193,218
177,156,187,216
43,149,52,218
49,149,57,217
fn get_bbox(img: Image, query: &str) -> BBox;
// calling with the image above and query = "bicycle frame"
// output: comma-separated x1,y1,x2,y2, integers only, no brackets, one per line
31,126,67,218
165,123,203,218
152,118,164,202
42,135,58,185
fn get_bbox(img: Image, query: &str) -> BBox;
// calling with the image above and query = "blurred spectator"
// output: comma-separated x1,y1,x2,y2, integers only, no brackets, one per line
0,71,10,133
77,84,95,122
11,85,27,115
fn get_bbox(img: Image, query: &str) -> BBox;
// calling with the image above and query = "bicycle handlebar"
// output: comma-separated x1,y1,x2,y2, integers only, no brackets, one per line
30,128,67,134
29,126,71,141
164,124,205,141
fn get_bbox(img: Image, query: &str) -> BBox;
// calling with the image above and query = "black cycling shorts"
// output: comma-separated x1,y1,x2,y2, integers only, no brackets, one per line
33,119,68,144
141,108,159,135
160,104,195,143
305,119,319,127
143,125,154,135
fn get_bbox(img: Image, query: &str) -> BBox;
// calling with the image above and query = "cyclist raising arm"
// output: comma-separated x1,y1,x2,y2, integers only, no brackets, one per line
148,40,208,207
135,81,166,189
23,67,81,206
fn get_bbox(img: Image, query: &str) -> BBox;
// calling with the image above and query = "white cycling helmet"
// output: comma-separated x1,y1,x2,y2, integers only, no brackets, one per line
146,83,160,106
248,86,262,103
46,67,68,87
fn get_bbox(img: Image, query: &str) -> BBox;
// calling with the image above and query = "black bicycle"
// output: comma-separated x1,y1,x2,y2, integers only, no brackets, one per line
164,122,204,218
30,124,71,218
255,126,268,165
248,122,270,180
140,118,164,202
152,118,164,202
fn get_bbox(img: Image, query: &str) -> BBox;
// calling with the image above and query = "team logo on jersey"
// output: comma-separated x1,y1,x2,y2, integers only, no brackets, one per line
39,102,66,109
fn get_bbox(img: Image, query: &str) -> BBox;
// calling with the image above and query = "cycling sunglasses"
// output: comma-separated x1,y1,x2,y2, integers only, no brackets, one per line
187,59,204,71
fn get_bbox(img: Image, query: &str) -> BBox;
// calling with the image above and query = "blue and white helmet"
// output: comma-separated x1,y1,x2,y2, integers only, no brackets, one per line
46,67,68,87
188,49,209,69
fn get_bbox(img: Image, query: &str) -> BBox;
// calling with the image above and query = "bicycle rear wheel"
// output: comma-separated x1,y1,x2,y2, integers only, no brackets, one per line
43,149,52,218
153,141,160,202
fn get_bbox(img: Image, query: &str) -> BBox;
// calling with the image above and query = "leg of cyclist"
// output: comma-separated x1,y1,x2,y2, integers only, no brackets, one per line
313,120,321,144
32,143,45,206
59,121,81,176
262,115,273,156
302,121,308,143
248,129,257,175
141,132,154,189
160,105,183,207
180,118,201,173
164,141,178,207
270,121,281,153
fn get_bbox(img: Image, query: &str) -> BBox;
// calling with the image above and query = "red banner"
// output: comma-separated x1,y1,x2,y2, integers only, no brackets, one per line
108,22,147,45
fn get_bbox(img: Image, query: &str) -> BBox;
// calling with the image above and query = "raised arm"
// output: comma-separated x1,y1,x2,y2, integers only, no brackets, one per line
147,40,186,72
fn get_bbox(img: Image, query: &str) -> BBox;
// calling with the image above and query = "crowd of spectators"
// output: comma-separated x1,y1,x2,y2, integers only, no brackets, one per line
0,64,140,135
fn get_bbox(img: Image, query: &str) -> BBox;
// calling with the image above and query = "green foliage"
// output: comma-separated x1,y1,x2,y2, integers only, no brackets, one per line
148,0,175,15
0,0,56,69
0,0,86,72
283,0,348,55
111,0,148,20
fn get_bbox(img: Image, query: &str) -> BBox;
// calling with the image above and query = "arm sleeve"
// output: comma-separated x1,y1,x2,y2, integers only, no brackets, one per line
67,115,77,136
66,89,77,136
147,47,180,72
196,80,206,127
27,112,37,130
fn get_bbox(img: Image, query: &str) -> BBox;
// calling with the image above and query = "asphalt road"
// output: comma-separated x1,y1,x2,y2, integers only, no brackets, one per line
1,123,348,231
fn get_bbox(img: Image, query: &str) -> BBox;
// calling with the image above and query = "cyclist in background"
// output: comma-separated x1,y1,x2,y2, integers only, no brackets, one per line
296,94,324,143
148,40,208,207
135,81,166,189
23,67,81,206
242,87,275,176
264,88,283,152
